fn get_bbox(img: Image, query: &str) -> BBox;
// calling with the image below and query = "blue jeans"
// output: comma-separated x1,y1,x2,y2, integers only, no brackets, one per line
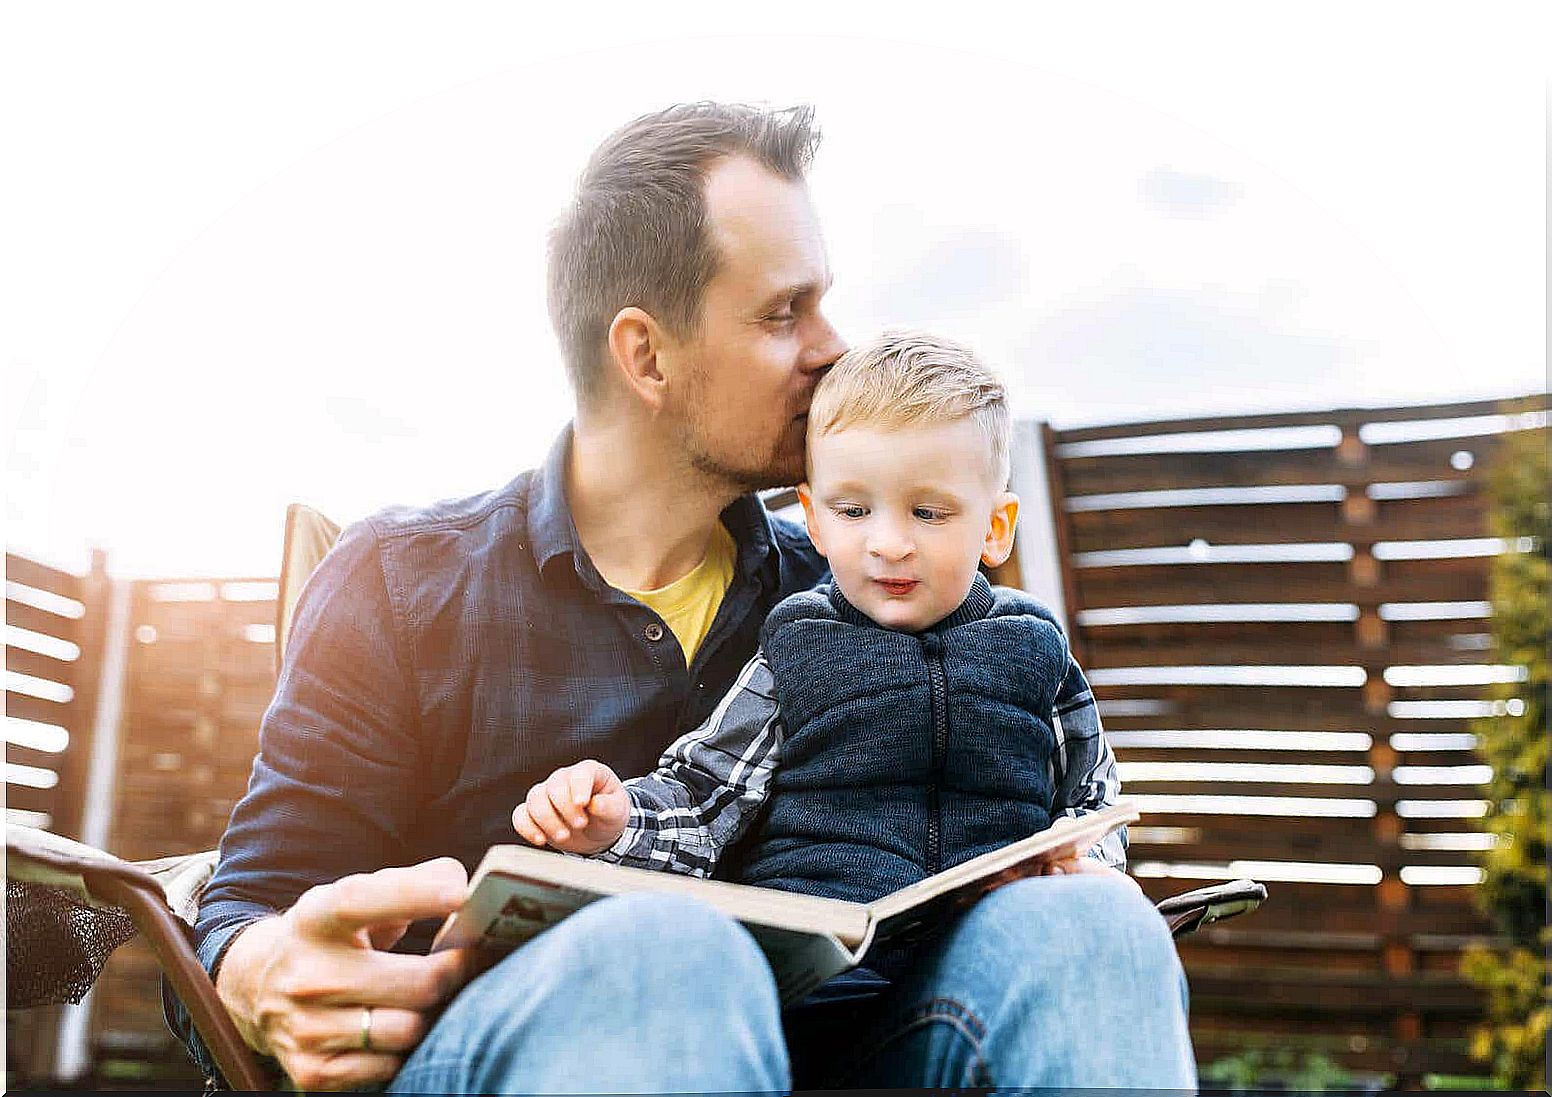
388,874,1197,1093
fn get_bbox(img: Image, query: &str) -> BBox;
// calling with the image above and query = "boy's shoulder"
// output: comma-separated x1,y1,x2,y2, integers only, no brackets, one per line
986,584,1067,633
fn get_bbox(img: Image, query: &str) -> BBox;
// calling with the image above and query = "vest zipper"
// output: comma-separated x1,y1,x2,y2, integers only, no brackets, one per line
925,638,948,876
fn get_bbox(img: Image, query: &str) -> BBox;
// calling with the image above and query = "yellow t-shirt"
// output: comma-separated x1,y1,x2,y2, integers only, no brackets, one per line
624,521,737,666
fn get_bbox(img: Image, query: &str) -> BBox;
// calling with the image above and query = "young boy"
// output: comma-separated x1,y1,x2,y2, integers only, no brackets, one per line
513,330,1124,907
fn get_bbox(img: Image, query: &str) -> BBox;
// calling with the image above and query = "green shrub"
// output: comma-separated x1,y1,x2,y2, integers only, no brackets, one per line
1461,420,1548,1089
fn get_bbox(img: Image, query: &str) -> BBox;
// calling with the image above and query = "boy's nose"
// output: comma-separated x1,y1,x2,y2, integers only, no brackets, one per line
867,527,914,561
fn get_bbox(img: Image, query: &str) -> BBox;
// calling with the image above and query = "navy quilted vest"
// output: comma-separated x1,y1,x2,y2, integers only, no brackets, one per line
737,573,1069,904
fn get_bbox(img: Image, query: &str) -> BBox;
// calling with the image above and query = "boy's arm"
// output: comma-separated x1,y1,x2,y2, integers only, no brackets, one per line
1049,654,1128,869
595,654,784,876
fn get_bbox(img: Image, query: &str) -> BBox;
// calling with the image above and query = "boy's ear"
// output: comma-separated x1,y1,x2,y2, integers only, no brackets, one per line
796,483,827,557
606,306,668,410
980,492,1020,568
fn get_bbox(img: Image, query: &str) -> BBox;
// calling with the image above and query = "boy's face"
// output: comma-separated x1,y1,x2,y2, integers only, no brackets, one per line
798,418,1020,632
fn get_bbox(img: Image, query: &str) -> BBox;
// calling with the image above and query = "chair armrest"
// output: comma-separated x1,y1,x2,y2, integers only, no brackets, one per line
5,827,264,1090
1154,878,1267,937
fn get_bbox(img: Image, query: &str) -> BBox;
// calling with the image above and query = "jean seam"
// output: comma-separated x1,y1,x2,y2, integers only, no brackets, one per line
832,994,992,1088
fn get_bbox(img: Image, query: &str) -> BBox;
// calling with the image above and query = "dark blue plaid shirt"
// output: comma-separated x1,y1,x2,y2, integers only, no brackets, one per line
173,426,827,1073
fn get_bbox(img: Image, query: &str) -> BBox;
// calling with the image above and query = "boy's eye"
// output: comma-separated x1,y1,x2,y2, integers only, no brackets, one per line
913,507,949,522
833,504,867,519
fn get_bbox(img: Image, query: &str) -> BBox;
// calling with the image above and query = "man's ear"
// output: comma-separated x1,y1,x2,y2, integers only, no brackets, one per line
606,306,669,411
980,492,1020,568
796,483,827,557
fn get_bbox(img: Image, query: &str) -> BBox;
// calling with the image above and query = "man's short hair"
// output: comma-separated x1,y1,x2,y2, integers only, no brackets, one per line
547,102,820,402
808,330,1012,489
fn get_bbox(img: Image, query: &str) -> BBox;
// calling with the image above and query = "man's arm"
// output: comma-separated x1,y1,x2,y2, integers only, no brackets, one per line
181,521,477,1090
598,654,784,876
1049,654,1128,870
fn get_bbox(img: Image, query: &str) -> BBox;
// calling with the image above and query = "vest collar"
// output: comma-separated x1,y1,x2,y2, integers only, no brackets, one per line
828,572,996,634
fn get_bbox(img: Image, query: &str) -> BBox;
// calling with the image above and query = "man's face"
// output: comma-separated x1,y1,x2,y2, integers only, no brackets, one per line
665,156,846,491
800,417,1019,632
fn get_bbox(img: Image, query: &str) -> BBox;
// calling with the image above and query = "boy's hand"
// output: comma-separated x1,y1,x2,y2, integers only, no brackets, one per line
1042,855,1128,879
512,760,629,855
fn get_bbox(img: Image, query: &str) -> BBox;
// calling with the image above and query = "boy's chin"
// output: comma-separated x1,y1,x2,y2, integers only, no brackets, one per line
858,597,938,633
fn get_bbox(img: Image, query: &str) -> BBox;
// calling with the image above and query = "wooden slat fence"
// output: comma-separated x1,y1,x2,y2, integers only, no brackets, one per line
1040,392,1548,1084
10,392,1545,1086
5,550,111,1082
85,576,279,1075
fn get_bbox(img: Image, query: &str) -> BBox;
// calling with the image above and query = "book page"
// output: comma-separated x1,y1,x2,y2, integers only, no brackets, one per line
867,801,1139,944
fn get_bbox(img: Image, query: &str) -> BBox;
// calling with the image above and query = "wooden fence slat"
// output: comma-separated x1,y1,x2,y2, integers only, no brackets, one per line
5,598,83,644
1068,492,1488,552
4,782,56,815
1062,435,1505,497
5,553,84,600
5,644,81,685
1076,558,1489,608
1055,393,1548,443
4,742,70,773
4,691,74,728
1088,634,1489,668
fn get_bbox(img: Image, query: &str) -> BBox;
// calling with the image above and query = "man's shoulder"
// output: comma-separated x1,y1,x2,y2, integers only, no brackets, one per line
358,472,534,544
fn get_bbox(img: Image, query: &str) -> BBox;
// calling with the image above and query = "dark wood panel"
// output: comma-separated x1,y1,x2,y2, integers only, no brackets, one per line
1130,836,1481,869
4,644,81,685
1123,779,1482,802
1054,393,1547,443
1087,632,1491,668
1068,492,1487,552
1062,435,1504,496
4,598,82,644
4,742,69,773
4,782,56,814
4,691,74,728
1117,746,1374,765
1076,557,1488,608
5,553,84,600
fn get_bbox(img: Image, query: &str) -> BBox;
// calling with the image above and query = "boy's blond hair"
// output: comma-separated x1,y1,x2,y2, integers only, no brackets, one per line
808,329,1012,487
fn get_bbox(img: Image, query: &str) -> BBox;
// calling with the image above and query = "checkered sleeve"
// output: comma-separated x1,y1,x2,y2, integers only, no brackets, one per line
1049,654,1128,869
593,654,783,877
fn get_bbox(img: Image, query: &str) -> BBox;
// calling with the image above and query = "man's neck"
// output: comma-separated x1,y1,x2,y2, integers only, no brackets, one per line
567,416,742,593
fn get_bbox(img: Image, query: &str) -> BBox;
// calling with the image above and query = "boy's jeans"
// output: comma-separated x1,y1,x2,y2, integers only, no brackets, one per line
388,872,1198,1093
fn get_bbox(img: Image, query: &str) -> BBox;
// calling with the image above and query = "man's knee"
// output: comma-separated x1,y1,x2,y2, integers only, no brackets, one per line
965,873,1176,968
516,893,775,997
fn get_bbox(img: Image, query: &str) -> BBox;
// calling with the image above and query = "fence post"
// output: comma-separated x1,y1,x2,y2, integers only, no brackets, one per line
52,571,135,1085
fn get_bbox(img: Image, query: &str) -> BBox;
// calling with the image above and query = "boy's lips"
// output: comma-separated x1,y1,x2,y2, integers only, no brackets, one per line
874,578,919,596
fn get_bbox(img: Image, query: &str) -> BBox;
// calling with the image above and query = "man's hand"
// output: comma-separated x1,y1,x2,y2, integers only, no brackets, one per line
215,857,477,1091
511,760,629,854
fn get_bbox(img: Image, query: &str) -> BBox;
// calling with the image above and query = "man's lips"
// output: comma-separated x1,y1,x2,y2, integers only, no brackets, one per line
874,579,919,595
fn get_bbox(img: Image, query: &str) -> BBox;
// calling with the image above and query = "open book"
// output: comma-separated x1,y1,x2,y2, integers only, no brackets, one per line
432,801,1137,1003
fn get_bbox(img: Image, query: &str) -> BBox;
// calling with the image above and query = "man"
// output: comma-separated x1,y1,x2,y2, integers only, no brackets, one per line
175,102,1195,1092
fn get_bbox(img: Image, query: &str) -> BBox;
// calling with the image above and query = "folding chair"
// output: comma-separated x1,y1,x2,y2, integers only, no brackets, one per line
5,502,1266,1088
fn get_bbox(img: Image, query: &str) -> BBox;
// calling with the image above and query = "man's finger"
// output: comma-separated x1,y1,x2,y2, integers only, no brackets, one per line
313,946,476,1010
295,858,468,940
289,1049,405,1092
305,1004,428,1056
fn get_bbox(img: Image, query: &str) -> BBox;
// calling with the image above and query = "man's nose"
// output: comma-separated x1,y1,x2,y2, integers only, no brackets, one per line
802,311,848,374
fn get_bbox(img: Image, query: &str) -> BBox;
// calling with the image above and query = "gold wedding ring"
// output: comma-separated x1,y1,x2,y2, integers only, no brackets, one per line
360,1006,375,1053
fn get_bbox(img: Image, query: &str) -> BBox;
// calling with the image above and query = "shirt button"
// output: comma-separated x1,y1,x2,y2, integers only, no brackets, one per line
643,623,665,642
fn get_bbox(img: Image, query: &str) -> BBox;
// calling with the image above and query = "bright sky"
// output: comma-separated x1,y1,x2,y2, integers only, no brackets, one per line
3,2,1546,577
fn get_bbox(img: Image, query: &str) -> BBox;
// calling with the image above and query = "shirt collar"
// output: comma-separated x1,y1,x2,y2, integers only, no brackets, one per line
528,424,782,588
829,571,995,633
